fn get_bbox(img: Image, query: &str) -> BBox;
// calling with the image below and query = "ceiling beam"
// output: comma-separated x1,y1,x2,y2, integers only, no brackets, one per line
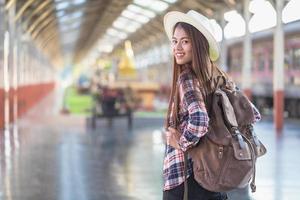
14,0,36,21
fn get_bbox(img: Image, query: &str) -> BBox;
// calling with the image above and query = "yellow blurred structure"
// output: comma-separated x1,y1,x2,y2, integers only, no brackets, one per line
114,40,159,110
118,40,137,79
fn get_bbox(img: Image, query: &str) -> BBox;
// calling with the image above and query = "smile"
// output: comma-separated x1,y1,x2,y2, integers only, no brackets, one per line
176,53,185,57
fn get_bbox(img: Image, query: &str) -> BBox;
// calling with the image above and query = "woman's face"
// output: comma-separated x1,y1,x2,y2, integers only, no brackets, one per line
172,26,192,65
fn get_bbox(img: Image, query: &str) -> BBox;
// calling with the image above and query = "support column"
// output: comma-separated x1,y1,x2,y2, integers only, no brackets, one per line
3,8,10,130
0,0,5,129
219,10,228,72
273,0,284,131
12,18,19,125
242,0,252,99
8,1,17,125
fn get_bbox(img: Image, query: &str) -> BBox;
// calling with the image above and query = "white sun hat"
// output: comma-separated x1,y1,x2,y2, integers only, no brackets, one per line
163,10,220,61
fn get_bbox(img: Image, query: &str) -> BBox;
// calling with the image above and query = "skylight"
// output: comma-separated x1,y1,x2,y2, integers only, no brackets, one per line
107,28,128,39
55,0,86,11
148,0,169,12
73,0,85,4
86,0,178,62
121,10,150,24
59,11,83,23
60,21,81,32
133,0,150,7
124,22,141,33
127,5,156,18
61,30,80,44
163,0,178,3
133,0,169,13
55,0,87,54
56,10,65,18
113,17,131,30
113,16,142,33
101,44,114,53
56,1,69,10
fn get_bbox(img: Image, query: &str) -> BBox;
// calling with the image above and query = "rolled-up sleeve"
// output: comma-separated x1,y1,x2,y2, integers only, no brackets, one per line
178,78,209,152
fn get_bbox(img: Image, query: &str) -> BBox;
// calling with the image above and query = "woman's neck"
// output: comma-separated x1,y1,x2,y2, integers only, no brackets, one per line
181,63,191,71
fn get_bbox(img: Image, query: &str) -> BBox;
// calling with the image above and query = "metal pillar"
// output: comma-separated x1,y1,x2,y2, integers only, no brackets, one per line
273,0,284,131
242,0,252,99
3,5,10,130
8,1,17,125
0,0,5,129
12,19,19,126
219,10,228,72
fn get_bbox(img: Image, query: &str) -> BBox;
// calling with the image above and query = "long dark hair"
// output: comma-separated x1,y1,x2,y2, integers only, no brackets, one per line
165,22,221,129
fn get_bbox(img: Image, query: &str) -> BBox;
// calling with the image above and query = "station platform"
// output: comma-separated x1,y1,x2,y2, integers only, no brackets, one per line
0,92,299,200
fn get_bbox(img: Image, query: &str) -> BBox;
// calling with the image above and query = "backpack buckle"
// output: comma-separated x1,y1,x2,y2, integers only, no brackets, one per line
232,128,246,149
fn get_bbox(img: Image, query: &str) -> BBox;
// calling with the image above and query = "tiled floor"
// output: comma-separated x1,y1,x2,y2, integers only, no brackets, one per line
0,93,299,200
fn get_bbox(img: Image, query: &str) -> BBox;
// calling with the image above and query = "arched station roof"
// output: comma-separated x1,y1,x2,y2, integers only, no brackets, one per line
5,0,241,65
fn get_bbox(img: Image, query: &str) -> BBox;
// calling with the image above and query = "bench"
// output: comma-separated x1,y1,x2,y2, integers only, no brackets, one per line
91,110,132,129
89,94,133,129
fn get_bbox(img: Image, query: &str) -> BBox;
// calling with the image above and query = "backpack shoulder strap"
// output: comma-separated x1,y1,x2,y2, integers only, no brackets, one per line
211,66,227,90
212,66,237,91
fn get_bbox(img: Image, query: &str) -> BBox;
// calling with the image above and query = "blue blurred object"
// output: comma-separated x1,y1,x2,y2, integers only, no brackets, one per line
77,74,91,94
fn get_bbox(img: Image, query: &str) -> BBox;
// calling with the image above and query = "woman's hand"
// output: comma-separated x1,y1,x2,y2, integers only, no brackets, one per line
165,127,181,150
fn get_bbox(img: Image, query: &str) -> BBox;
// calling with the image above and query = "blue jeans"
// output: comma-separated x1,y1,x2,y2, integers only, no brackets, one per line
163,174,227,200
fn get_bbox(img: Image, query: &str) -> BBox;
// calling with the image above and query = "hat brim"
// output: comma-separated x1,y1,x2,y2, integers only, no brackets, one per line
163,11,219,61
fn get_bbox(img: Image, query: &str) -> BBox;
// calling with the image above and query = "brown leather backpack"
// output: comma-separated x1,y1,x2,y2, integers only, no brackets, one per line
188,75,267,193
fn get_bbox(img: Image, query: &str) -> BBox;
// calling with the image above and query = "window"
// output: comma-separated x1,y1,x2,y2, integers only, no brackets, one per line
284,49,293,69
293,48,300,69
256,53,265,71
228,48,242,73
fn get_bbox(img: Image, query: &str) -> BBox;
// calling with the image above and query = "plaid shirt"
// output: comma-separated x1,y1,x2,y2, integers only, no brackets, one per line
163,67,261,191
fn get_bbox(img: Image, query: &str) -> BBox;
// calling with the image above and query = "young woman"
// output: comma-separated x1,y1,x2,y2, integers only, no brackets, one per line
162,10,260,200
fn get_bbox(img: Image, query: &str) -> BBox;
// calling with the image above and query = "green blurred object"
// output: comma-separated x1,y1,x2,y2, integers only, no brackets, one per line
135,111,166,118
65,86,93,115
